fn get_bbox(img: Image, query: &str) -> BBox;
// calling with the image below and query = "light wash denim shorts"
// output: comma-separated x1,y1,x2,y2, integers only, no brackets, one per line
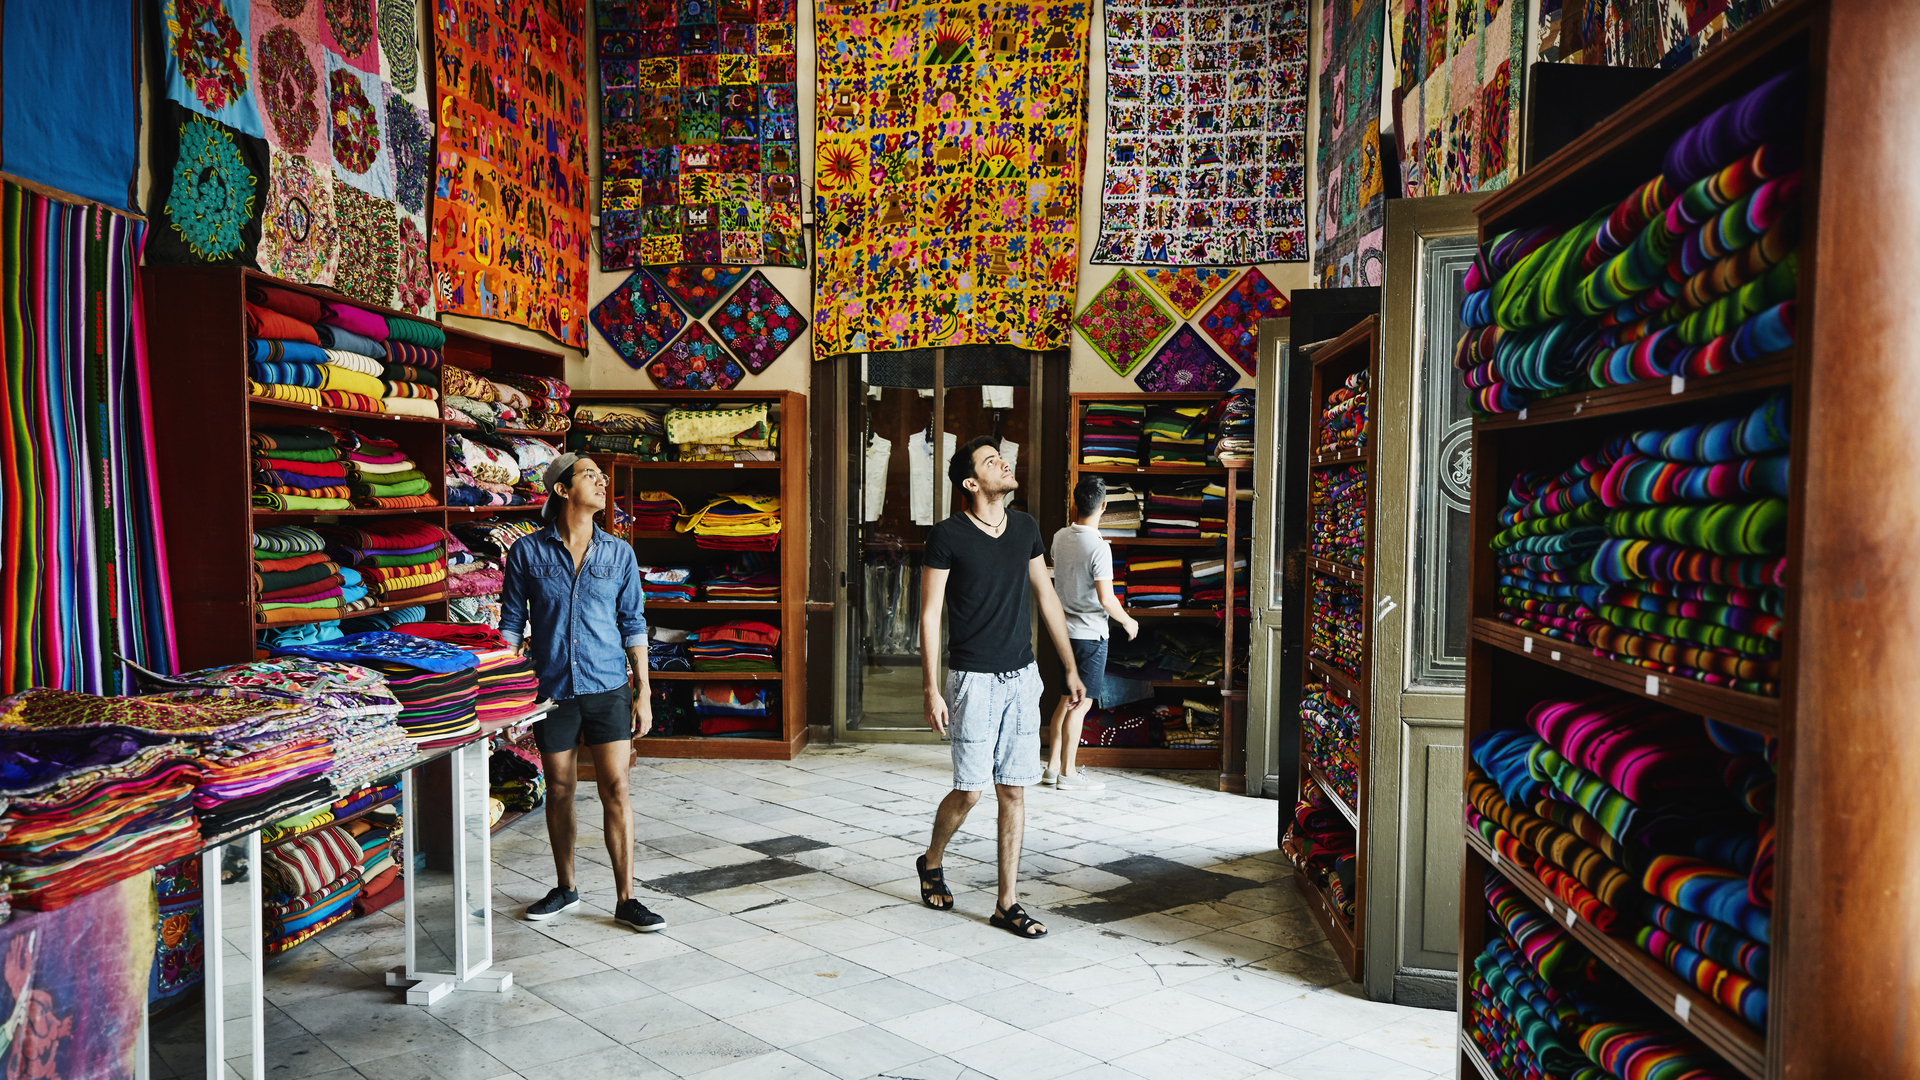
945,663,1043,791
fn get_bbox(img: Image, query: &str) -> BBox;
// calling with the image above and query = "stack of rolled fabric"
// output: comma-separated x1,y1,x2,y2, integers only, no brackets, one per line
339,605,428,634
347,809,403,915
1457,69,1805,414
252,524,347,626
640,566,696,603
1311,464,1366,569
1124,555,1185,608
692,683,779,737
494,374,572,433
373,315,443,420
1144,480,1205,538
1198,481,1229,537
1310,574,1362,676
1280,784,1357,924
1213,389,1255,465
686,621,780,672
663,404,777,462
1096,483,1141,536
491,734,545,813
268,632,481,745
393,622,540,726
1301,682,1360,807
648,626,693,672
1080,402,1144,465
1469,694,1774,1033
447,431,531,507
702,554,780,601
1146,404,1211,465
334,428,434,509
245,286,387,413
569,403,672,458
1318,371,1369,454
630,491,684,531
1164,699,1220,748
251,425,352,512
262,824,364,954
679,492,782,551
1490,391,1788,695
319,520,448,610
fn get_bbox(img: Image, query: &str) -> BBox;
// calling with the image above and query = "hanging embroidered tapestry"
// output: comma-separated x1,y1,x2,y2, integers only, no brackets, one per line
0,875,158,1077
148,100,269,268
1197,266,1289,375
813,0,1092,359
0,0,142,210
596,0,805,270
1135,324,1239,392
1073,269,1174,376
1543,0,1781,68
651,264,750,318
1137,265,1236,320
161,0,267,137
1390,0,1523,198
1311,0,1386,288
709,271,809,373
592,270,689,369
1091,0,1308,266
432,0,591,348
649,323,746,390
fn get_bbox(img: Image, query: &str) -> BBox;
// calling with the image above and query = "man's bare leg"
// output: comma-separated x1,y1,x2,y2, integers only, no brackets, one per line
541,749,579,889
586,739,635,902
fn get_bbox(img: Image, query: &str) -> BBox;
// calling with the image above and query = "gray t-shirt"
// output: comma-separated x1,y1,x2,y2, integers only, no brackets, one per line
1051,525,1114,640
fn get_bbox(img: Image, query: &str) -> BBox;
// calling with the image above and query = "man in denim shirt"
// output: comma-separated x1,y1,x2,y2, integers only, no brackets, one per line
500,453,665,931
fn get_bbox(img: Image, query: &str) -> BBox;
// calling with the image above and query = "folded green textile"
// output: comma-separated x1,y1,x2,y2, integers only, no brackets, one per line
349,477,430,499
348,467,425,486
1605,499,1785,557
252,446,337,464
257,561,339,594
252,492,353,511
383,317,447,348
260,597,344,611
358,546,446,569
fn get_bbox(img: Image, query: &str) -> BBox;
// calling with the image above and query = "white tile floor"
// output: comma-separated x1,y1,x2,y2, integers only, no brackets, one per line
153,743,1457,1080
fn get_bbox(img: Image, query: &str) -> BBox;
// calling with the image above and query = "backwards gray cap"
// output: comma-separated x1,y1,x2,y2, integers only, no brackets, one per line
540,452,584,521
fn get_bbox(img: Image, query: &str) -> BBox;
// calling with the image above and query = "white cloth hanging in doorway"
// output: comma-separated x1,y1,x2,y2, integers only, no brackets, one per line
909,430,955,525
863,435,892,522
981,385,1015,409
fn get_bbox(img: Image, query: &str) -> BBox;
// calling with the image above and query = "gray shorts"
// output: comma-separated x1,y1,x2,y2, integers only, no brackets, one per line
946,663,1043,791
1068,637,1109,706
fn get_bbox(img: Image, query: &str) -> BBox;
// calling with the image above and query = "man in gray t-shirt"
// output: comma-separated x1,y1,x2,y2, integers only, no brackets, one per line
1045,477,1138,791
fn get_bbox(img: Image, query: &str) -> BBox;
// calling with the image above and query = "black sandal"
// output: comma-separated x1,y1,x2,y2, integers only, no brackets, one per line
916,855,954,910
990,902,1047,938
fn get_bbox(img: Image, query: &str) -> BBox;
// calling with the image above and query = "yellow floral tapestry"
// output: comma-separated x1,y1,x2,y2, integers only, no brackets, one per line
813,1,1091,359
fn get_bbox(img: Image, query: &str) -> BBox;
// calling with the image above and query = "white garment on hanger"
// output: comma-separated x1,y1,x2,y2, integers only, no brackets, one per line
909,430,956,525
981,385,1015,409
998,438,1019,477
863,434,892,522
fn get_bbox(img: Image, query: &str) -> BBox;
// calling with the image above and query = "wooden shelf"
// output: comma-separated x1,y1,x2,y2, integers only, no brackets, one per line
1123,608,1222,618
1305,655,1362,698
1308,762,1359,828
646,670,781,680
1470,616,1779,736
623,460,781,469
1306,555,1364,584
645,601,781,611
1310,449,1367,466
1107,537,1231,546
447,504,543,514
254,594,445,630
1070,745,1223,769
1464,828,1765,1079
248,395,445,425
1459,1033,1500,1080
494,427,567,440
633,727,808,760
1471,354,1791,433
253,504,454,518
1291,864,1360,978
1074,464,1226,475
1146,678,1218,689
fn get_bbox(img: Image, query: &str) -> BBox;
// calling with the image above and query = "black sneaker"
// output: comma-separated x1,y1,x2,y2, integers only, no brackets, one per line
614,898,666,932
525,887,580,921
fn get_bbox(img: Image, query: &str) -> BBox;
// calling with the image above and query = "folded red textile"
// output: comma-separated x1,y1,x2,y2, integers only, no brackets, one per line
254,551,333,573
698,621,781,647
246,303,320,344
392,622,511,650
247,284,325,324
259,582,344,605
255,457,348,478
321,391,383,413
321,519,445,551
699,716,781,735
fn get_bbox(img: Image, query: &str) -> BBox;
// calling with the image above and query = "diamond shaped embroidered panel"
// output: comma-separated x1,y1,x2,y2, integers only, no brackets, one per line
709,271,810,373
648,265,750,318
647,321,745,391
1134,325,1240,392
592,271,688,370
1138,266,1237,320
1073,269,1175,376
1197,267,1290,375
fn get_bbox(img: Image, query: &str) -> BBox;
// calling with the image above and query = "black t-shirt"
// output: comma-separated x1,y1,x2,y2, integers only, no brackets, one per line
925,510,1045,673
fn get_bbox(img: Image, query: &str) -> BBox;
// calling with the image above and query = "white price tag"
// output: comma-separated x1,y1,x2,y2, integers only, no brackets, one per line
1550,650,1562,662
1671,374,1687,395
1645,675,1660,696
1573,403,1584,415
1674,995,1691,1023
1519,407,1529,420
1543,898,1555,919
1489,847,1501,867
734,462,744,468
1524,636,1533,653
1565,906,1579,927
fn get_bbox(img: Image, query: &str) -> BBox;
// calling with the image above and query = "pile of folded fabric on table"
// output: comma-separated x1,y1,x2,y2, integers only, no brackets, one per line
268,632,481,746
1144,481,1206,538
373,317,442,420
693,684,779,738
629,491,684,532
648,626,693,672
1310,574,1363,676
569,402,671,458
172,657,414,797
1096,483,1141,536
1318,371,1369,454
1081,402,1144,465
687,621,780,673
393,622,539,727
1281,784,1356,924
665,403,778,462
679,492,782,551
261,824,364,954
1214,389,1255,465
251,425,352,512
244,285,387,414
1310,464,1366,569
1301,682,1360,807
1146,404,1211,465
1470,692,1774,1033
253,524,360,628
1124,554,1185,609
320,520,449,611
702,554,780,601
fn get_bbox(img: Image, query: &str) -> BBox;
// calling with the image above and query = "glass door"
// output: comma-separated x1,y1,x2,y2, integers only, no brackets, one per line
1245,321,1292,797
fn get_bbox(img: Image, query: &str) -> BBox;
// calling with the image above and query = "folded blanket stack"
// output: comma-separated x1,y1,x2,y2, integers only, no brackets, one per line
1124,555,1185,608
1458,69,1805,413
252,524,356,625
1301,682,1360,807
491,733,546,813
1281,784,1356,925
327,427,434,510
648,625,692,671
319,519,449,609
392,623,539,727
630,491,684,531
666,404,777,462
449,519,538,623
703,554,780,601
639,565,696,604
1105,626,1221,683
1310,573,1363,677
1190,557,1248,613
251,425,351,512
569,403,672,458
679,492,781,551
1490,391,1789,696
694,683,779,737
268,632,482,746
244,285,389,414
1214,389,1255,466
1145,480,1206,538
347,810,403,915
687,621,781,673
447,431,532,507
445,531,506,618
180,657,413,798
1096,483,1141,536
498,373,572,433
1318,371,1369,454
1198,482,1229,538
262,824,364,954
1311,464,1367,569
1145,404,1211,465
1081,402,1145,465
1163,699,1220,748
1470,694,1775,1032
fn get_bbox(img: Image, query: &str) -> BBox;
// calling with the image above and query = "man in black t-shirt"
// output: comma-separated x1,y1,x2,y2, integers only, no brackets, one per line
912,436,1084,941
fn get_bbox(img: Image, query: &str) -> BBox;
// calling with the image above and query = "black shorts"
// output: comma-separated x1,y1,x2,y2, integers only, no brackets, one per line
533,685,633,753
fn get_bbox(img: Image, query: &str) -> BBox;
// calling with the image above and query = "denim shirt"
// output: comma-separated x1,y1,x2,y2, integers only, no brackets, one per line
497,524,647,701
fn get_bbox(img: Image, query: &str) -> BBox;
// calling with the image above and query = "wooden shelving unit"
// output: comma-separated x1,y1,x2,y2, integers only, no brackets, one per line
570,390,809,761
1452,3,1920,1074
1289,316,1378,983
1060,392,1249,787
144,268,564,670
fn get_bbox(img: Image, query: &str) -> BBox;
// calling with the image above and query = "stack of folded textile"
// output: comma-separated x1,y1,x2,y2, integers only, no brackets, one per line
320,520,449,609
1469,694,1774,1032
173,657,414,797
491,734,545,814
497,374,572,433
702,554,780,601
687,621,780,672
1104,626,1219,682
1144,481,1206,538
1311,464,1366,569
0,726,202,912
253,524,351,626
365,314,439,419
503,436,561,503
313,309,395,411
1146,405,1211,465
441,364,494,429
268,632,481,745
262,824,364,954
334,428,434,510
1490,391,1787,695
1096,483,1141,536
1198,482,1229,537
1457,70,1804,413
679,492,781,551
1301,682,1360,807
347,809,403,915
1214,389,1255,465
244,286,387,413
446,531,505,602
339,605,428,634
1124,555,1185,608
648,626,693,671
640,566,696,603
450,518,540,621
251,425,351,512
666,404,778,462
1163,699,1221,748
1187,557,1246,611
1318,371,1369,454
1280,784,1356,924
1310,574,1363,676
393,622,540,726
569,403,672,458
693,683,779,737
1077,699,1162,748
447,432,528,507
1080,402,1145,465
630,491,684,531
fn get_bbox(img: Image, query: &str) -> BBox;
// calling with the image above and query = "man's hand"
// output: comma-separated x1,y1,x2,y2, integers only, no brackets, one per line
515,640,529,658
1065,671,1087,705
925,688,950,735
631,687,653,738
1122,616,1140,641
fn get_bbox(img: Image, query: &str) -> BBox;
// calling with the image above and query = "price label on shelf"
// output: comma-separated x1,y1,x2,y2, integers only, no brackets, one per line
1523,637,1533,653
1550,650,1562,662
1645,675,1661,696
1518,407,1529,420
734,462,744,468
1672,374,1688,395
1565,906,1579,927
1489,847,1500,867
1543,898,1555,919
1674,995,1692,1023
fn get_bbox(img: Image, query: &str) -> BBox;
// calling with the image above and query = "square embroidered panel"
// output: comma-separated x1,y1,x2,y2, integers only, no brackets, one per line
1073,269,1175,376
1091,0,1308,266
1312,0,1386,287
1135,324,1239,392
813,0,1092,359
1138,265,1237,319
649,321,747,390
1391,0,1524,198
592,270,689,369
709,271,809,372
1197,266,1289,375
432,0,591,347
649,264,750,317
596,0,805,270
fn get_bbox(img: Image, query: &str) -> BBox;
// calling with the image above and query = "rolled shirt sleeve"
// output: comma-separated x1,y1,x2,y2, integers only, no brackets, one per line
497,543,529,648
617,549,648,649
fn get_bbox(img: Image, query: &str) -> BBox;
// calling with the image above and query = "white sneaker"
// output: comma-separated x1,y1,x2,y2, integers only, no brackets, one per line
1056,771,1105,791
1041,768,1060,786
